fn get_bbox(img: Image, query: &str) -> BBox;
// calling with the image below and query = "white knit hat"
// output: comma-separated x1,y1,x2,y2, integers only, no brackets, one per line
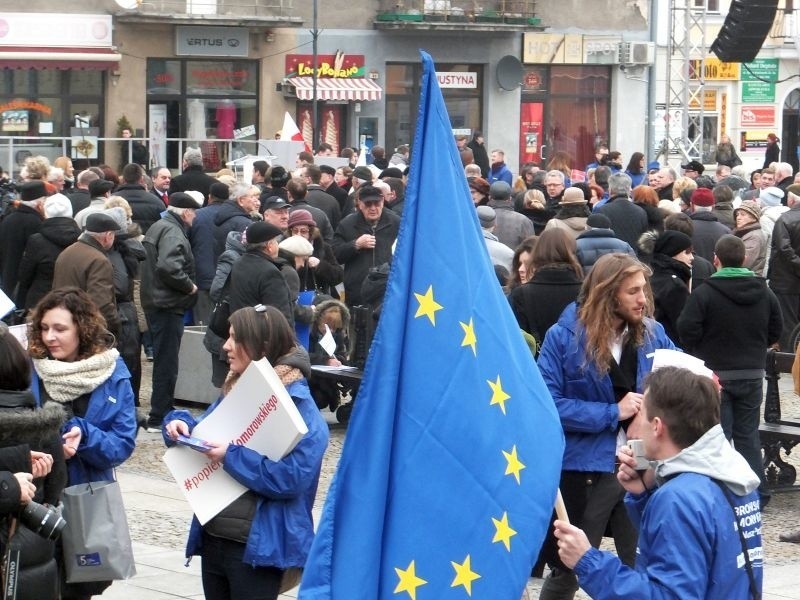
43,193,73,218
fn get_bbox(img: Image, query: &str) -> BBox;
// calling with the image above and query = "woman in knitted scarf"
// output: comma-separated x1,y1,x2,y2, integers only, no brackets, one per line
162,305,328,600
27,287,137,600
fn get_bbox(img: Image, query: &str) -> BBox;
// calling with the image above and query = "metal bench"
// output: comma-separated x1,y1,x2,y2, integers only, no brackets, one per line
760,349,800,489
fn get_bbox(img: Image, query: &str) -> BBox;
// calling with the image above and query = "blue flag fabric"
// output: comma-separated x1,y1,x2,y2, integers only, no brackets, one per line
300,51,564,600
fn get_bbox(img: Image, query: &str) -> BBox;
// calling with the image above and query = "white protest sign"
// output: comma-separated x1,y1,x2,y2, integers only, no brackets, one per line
163,358,308,525
0,287,14,319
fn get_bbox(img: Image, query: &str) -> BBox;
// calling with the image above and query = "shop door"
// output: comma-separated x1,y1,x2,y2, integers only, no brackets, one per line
148,100,180,171
519,102,544,168
782,89,800,174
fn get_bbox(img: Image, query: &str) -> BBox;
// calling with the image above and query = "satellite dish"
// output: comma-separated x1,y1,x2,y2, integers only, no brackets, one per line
114,0,139,9
496,55,523,91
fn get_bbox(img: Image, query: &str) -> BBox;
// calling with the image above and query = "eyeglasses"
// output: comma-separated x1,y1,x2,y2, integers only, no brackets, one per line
291,227,310,235
362,200,382,206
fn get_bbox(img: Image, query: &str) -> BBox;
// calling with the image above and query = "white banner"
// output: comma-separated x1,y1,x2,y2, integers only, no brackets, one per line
163,358,308,525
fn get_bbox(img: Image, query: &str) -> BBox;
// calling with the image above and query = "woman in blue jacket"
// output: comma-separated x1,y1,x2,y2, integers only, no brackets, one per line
163,305,328,600
27,287,137,598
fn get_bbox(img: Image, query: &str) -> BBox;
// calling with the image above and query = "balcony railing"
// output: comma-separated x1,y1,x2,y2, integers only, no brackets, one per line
376,0,540,27
119,0,298,22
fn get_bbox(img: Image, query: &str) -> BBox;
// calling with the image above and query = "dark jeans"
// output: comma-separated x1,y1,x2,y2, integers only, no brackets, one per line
146,309,184,426
720,377,767,495
539,470,636,600
200,532,283,600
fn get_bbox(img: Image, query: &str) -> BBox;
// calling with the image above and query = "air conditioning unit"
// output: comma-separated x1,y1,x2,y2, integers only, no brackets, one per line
618,41,655,66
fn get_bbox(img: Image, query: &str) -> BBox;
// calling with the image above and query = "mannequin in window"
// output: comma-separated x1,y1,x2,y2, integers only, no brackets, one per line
216,100,236,140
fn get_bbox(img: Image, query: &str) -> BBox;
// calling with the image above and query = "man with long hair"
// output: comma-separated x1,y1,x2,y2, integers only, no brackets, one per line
536,253,676,600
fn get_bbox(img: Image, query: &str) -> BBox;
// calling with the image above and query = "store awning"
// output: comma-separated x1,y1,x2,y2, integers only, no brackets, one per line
285,77,383,102
0,46,121,70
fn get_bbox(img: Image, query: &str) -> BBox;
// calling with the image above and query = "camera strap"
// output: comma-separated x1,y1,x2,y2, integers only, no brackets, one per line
2,518,19,600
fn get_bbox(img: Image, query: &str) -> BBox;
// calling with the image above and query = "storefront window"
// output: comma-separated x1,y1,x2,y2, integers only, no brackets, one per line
147,58,259,170
69,71,103,96
385,62,483,154
147,60,182,95
0,68,105,170
185,60,257,95
520,65,610,171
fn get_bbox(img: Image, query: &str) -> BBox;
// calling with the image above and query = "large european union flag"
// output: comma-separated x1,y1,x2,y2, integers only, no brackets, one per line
300,51,564,600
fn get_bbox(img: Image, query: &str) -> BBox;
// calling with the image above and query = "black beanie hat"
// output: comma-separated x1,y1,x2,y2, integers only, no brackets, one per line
654,230,692,258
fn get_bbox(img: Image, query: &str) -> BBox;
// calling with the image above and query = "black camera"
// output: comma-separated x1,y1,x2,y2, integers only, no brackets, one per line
20,501,66,540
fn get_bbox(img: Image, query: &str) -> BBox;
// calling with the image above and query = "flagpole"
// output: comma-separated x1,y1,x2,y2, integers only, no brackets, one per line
555,489,569,523
311,0,319,152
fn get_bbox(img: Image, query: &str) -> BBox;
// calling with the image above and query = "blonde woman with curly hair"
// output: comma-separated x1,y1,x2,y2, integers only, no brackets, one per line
23,155,51,181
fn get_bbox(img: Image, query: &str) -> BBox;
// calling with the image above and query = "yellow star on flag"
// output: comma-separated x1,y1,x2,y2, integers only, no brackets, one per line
450,554,481,596
503,445,526,485
492,511,517,552
394,560,427,600
414,285,443,326
487,375,511,414
460,317,477,356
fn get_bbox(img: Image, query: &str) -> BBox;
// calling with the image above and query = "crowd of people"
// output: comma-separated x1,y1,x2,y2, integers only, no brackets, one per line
0,133,796,598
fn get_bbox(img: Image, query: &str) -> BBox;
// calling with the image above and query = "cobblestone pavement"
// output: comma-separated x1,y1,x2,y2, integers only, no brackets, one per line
125,358,800,576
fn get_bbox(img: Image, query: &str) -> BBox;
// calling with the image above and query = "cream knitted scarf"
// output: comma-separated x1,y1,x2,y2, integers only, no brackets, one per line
33,349,119,403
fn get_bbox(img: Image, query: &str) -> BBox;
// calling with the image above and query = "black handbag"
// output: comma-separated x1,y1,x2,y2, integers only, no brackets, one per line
208,299,231,338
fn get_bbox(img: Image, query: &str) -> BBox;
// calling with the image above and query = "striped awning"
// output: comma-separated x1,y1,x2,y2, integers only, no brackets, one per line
284,77,383,102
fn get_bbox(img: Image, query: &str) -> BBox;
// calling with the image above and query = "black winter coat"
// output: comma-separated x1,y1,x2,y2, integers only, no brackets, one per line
228,250,294,324
168,165,218,201
0,204,43,298
16,217,80,309
767,206,800,293
678,274,783,372
66,188,91,215
649,253,691,346
115,183,165,233
333,209,400,307
597,195,649,249
294,235,343,296
690,212,731,262
306,186,342,230
0,391,67,600
508,265,582,346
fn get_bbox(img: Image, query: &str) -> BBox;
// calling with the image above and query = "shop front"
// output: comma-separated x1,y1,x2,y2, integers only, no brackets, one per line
145,26,259,171
281,52,383,153
521,33,615,172
0,13,119,173
385,64,483,153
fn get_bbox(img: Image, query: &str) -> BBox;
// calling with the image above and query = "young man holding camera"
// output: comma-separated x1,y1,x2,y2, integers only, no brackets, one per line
554,366,763,599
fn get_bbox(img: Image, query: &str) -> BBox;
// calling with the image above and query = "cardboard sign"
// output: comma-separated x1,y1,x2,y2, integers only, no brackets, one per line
163,358,308,524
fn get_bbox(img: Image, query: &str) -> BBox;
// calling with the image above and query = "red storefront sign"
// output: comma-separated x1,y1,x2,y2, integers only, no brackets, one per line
285,52,365,79
740,105,775,127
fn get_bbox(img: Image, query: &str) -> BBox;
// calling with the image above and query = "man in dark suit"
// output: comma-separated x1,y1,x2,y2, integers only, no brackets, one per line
151,166,171,207
168,147,218,204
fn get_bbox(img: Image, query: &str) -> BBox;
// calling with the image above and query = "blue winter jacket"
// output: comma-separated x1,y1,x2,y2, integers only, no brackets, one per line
32,356,137,484
575,473,763,599
190,202,225,290
164,378,329,569
537,303,675,471
488,162,513,186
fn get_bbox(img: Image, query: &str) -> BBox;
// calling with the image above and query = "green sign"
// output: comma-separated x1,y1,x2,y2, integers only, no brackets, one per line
741,58,778,103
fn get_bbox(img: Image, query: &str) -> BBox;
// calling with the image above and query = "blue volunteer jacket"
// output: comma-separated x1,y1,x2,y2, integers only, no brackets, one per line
537,303,675,472
32,356,137,484
164,378,329,569
575,426,763,600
